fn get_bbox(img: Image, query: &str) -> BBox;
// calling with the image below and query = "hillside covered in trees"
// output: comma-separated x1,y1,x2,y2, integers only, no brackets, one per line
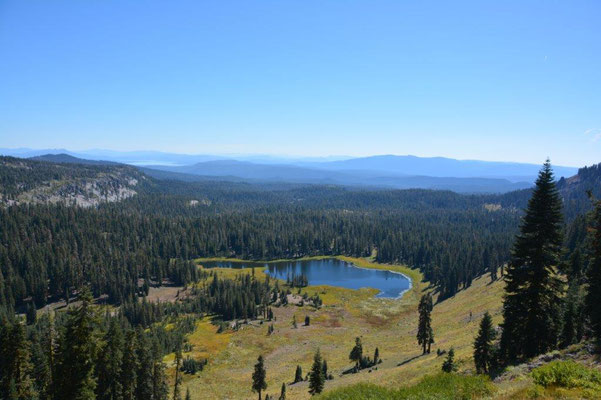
1,157,601,399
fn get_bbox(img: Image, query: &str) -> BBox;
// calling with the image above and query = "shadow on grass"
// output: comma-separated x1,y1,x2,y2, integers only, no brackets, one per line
397,353,423,367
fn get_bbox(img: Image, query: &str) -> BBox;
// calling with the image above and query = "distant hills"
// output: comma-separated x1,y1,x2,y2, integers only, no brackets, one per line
0,148,584,194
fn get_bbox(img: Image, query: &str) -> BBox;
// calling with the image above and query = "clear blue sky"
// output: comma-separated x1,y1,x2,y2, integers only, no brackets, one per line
1,0,599,166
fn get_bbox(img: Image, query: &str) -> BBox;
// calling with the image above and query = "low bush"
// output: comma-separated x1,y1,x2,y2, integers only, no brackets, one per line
531,360,601,390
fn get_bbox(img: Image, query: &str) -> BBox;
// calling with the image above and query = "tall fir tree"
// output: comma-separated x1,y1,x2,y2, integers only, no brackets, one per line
0,321,37,400
54,288,101,400
417,293,434,354
134,329,154,400
585,197,601,348
252,355,267,400
500,160,564,361
308,349,325,395
96,318,124,400
473,312,496,374
151,336,169,400
172,343,183,400
120,330,138,400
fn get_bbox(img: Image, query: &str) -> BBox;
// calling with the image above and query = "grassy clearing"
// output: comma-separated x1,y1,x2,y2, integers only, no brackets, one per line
175,257,505,399
317,373,495,400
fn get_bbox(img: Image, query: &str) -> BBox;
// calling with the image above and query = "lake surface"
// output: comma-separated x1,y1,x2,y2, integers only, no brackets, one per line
200,258,411,299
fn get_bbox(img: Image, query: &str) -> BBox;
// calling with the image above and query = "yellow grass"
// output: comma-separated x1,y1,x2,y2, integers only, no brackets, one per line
173,257,505,400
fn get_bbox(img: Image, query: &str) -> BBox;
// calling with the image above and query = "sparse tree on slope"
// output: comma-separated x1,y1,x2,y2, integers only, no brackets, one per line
417,293,434,354
474,312,496,374
252,355,267,400
500,160,564,361
442,347,457,373
279,383,286,400
308,349,324,395
349,337,363,367
294,365,303,383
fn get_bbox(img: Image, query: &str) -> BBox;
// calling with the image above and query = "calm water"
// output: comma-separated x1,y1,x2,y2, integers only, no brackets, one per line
200,258,411,299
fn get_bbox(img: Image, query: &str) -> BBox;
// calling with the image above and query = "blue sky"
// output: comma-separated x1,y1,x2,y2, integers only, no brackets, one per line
1,0,599,166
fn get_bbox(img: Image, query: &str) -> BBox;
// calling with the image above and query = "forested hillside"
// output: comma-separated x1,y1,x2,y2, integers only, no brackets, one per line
0,156,144,207
0,158,598,315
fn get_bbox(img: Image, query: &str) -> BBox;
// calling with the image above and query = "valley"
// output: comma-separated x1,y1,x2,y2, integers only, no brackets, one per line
168,256,506,399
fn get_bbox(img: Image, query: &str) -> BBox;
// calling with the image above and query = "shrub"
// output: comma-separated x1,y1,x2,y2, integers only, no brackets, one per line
532,360,601,390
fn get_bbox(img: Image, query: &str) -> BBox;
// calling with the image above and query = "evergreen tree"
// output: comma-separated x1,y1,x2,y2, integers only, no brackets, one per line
560,282,583,348
349,337,363,367
500,160,564,361
172,343,183,400
586,198,601,348
151,336,169,400
305,316,310,326
473,312,496,374
417,293,434,354
321,359,328,379
97,318,124,400
54,288,101,400
26,301,36,325
308,349,325,395
441,347,457,373
29,319,52,400
279,383,286,400
293,365,303,383
120,330,138,400
185,387,191,400
373,347,380,365
252,355,267,400
0,321,37,399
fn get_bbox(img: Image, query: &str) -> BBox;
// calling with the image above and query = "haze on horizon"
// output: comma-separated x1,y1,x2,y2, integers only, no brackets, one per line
1,0,600,167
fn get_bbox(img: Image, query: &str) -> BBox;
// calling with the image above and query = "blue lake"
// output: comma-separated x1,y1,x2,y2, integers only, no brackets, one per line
200,258,411,299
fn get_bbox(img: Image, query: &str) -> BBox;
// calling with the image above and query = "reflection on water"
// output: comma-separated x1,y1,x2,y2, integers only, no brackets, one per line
201,258,411,299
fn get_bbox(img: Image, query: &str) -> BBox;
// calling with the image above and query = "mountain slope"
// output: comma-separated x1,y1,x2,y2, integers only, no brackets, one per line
0,156,145,207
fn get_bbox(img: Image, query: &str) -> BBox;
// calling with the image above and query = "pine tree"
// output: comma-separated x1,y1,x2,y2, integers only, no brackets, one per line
500,160,564,361
349,337,363,367
560,282,582,348
586,197,601,348
473,312,496,374
252,355,267,400
417,293,434,354
26,301,36,325
96,318,124,400
373,347,380,365
441,347,457,373
293,365,303,383
173,343,183,400
279,383,286,400
308,349,324,395
151,336,169,400
120,330,138,400
54,288,101,400
0,321,37,399
185,387,191,400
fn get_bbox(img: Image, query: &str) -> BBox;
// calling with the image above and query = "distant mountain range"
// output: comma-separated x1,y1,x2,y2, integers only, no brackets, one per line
1,148,583,194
